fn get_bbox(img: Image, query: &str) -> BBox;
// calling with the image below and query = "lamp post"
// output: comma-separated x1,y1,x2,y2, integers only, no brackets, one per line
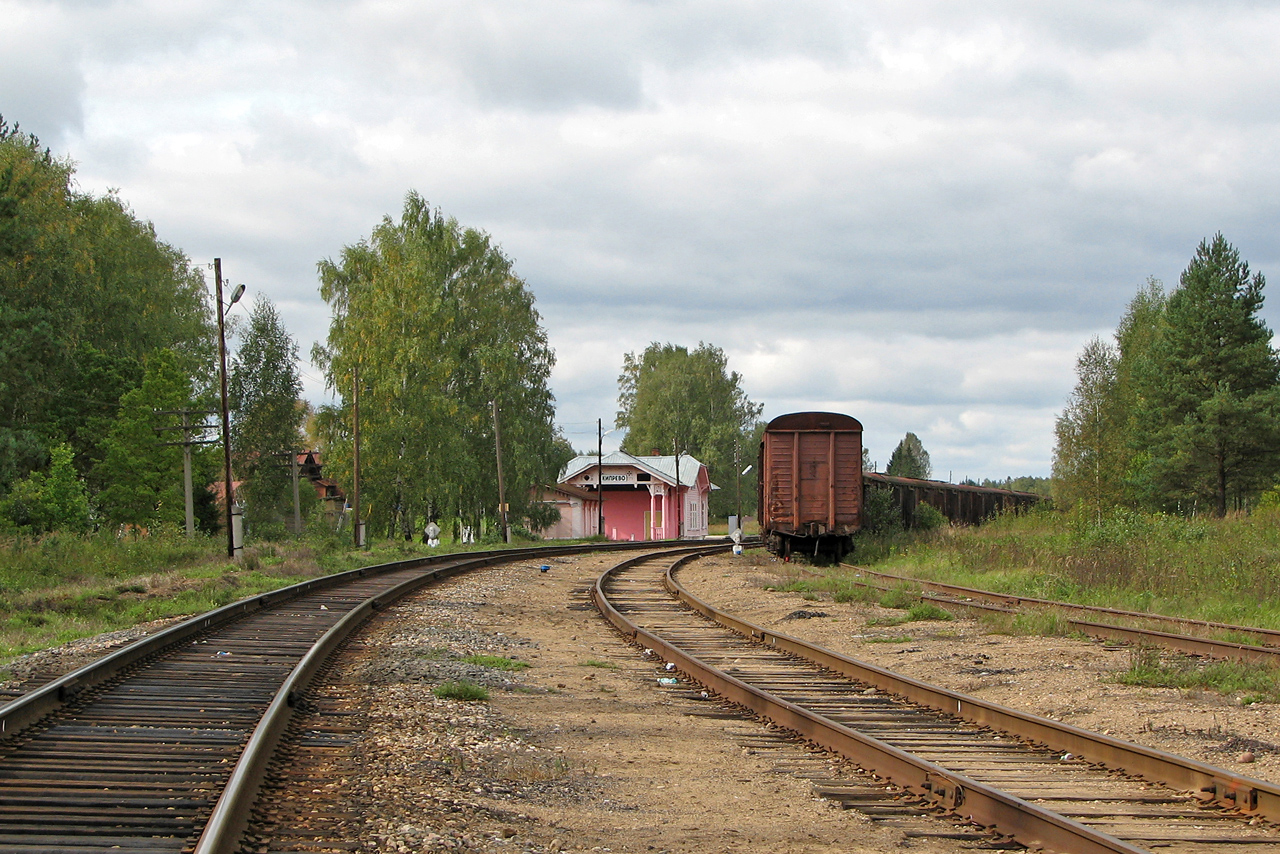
214,258,246,560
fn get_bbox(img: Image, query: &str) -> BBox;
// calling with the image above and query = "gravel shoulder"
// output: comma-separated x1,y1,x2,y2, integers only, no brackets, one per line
14,546,1278,852
259,550,973,853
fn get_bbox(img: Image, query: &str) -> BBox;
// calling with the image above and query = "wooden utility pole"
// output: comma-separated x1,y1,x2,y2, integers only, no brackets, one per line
492,400,510,544
352,363,362,547
155,409,217,536
597,418,605,539
290,450,302,534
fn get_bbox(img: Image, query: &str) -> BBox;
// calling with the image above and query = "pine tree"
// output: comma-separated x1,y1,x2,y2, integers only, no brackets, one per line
886,433,931,480
1133,235,1280,515
94,350,194,528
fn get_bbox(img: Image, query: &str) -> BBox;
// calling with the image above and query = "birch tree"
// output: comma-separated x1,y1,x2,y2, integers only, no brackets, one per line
314,193,560,539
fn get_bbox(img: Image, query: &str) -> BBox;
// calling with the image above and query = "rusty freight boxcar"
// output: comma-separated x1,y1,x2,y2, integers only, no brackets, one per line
758,412,863,560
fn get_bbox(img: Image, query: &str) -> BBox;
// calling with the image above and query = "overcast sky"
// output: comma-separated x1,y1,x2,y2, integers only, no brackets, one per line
6,1,1280,480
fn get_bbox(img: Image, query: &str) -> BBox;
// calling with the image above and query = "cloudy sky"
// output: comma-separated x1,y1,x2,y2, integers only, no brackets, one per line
6,1,1280,480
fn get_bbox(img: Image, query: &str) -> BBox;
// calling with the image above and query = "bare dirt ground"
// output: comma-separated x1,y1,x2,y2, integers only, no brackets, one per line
11,546,1280,852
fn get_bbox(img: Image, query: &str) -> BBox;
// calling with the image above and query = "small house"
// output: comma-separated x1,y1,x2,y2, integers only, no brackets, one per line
546,451,714,540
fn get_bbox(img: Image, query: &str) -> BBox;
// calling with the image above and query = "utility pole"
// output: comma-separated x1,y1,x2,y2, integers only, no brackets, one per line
492,400,510,544
597,418,605,539
352,363,362,547
265,449,306,535
291,450,302,535
735,439,741,530
674,440,682,540
155,409,218,536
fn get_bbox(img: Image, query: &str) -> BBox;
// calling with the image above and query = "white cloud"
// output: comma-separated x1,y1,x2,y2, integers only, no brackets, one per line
7,0,1280,482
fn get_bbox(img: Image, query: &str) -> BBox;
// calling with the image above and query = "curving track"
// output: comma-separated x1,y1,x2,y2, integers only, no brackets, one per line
0,542,684,854
594,549,1280,854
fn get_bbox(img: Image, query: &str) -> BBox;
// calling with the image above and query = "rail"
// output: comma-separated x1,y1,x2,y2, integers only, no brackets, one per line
0,538,715,854
592,549,1280,852
841,564,1280,666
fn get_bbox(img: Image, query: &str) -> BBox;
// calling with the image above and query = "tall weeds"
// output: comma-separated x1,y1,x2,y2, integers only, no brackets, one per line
858,505,1280,629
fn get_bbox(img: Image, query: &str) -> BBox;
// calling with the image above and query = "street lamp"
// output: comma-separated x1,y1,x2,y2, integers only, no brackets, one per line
215,258,246,559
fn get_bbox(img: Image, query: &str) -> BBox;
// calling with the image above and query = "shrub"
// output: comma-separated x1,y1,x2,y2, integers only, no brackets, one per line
861,486,904,534
913,502,947,531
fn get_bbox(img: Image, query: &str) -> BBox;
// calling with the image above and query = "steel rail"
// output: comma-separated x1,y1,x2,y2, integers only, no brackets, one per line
848,565,1280,646
192,540,722,854
661,559,1280,825
593,552,1157,854
0,539,709,854
0,539,693,740
593,550,1280,850
840,565,1280,666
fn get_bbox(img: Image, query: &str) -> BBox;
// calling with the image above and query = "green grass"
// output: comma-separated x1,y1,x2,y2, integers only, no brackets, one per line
0,525,561,669
864,635,914,644
765,575,892,607
905,602,953,622
877,584,920,610
838,504,1280,632
578,659,620,669
433,680,491,701
1116,647,1280,703
979,609,1073,637
460,654,530,671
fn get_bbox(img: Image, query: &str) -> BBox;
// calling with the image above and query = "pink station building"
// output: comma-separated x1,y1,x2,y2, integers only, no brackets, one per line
538,452,713,541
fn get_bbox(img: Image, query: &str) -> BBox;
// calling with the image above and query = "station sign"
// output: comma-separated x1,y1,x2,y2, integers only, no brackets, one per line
581,469,640,486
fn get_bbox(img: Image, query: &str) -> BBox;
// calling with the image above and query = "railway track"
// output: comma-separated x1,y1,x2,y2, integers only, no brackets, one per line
594,549,1280,853
0,540,698,854
841,565,1280,667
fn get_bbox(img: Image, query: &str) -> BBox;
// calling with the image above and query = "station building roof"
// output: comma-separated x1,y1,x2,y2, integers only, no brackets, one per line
560,451,711,489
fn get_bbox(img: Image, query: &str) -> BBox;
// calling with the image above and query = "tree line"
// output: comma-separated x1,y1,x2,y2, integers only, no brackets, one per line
0,120,626,544
0,121,306,537
10,118,1085,545
1054,234,1280,517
